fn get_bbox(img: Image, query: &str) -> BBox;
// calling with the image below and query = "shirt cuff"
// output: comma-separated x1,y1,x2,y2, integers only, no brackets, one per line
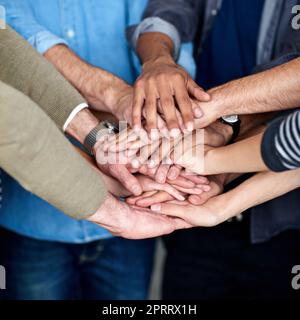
63,103,88,132
129,17,181,61
28,30,69,55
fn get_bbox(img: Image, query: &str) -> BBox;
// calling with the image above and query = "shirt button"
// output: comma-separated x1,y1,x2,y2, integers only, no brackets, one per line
66,29,75,38
211,9,218,15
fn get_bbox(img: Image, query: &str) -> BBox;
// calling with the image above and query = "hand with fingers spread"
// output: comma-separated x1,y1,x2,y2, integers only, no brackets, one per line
133,33,210,134
133,60,210,134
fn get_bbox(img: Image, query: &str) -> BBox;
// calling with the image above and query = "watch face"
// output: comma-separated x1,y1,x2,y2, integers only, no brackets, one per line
222,115,239,123
103,121,119,134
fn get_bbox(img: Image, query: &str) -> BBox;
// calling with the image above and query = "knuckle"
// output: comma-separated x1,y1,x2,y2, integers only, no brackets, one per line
147,77,158,88
134,79,145,89
173,73,184,82
157,73,167,82
161,98,174,109
178,96,192,108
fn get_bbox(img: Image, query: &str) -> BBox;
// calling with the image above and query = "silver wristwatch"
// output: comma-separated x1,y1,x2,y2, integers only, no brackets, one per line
84,120,119,154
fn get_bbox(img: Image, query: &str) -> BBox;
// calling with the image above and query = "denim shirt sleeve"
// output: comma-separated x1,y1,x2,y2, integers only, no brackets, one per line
0,0,68,54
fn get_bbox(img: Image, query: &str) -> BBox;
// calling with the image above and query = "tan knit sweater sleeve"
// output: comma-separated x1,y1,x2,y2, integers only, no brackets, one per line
0,26,85,130
0,81,107,220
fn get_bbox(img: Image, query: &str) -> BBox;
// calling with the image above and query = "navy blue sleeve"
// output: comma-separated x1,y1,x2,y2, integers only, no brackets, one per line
261,111,300,172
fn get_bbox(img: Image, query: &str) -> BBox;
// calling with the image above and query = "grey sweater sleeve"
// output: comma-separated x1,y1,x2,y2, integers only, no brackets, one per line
261,110,300,172
0,81,107,220
0,26,85,130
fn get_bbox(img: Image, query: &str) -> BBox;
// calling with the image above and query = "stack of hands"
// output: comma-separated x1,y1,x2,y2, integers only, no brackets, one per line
81,50,300,240
87,72,233,237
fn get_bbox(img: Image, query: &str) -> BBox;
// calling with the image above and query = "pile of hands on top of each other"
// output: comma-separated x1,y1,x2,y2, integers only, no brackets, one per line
97,119,224,210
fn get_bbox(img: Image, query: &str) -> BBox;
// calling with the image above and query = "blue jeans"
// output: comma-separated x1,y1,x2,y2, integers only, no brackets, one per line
0,228,155,300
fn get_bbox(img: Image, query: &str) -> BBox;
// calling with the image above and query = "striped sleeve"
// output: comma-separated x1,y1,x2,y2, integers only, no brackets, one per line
261,110,300,172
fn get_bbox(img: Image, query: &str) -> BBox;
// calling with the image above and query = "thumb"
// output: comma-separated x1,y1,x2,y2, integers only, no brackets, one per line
193,103,219,128
109,164,142,196
187,79,210,102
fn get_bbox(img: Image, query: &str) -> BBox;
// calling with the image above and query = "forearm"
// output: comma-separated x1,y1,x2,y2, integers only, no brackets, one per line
195,113,274,148
261,111,300,172
221,169,300,218
206,132,268,174
44,44,131,114
210,57,300,117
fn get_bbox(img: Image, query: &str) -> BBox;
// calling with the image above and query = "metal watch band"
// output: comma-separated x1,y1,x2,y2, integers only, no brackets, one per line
84,121,118,154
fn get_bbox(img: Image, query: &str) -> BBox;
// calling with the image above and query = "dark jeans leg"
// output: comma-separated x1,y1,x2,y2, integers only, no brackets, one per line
79,237,155,300
0,229,155,300
0,228,78,300
162,216,300,300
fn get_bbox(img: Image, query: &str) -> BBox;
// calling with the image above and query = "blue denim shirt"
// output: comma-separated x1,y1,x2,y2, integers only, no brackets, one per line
0,0,195,243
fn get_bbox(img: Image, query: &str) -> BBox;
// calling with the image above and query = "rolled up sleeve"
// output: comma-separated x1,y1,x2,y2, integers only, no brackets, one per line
128,17,181,60
0,0,68,53
28,30,68,55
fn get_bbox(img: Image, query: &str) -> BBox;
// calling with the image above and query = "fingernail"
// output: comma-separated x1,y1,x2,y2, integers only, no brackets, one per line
170,128,181,138
161,128,169,138
128,149,137,156
186,122,194,132
131,158,140,168
157,174,165,183
165,158,173,165
148,160,156,168
150,129,159,141
133,125,141,133
168,170,177,180
178,195,185,201
151,204,161,212
132,185,142,195
194,107,203,118
202,185,211,192
103,143,109,151
204,92,210,99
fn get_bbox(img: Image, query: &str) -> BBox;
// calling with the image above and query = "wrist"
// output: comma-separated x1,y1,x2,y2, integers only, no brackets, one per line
142,53,175,71
208,81,244,117
66,108,100,144
205,148,222,175
87,193,116,224
216,191,242,221
210,120,234,146
138,32,175,67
